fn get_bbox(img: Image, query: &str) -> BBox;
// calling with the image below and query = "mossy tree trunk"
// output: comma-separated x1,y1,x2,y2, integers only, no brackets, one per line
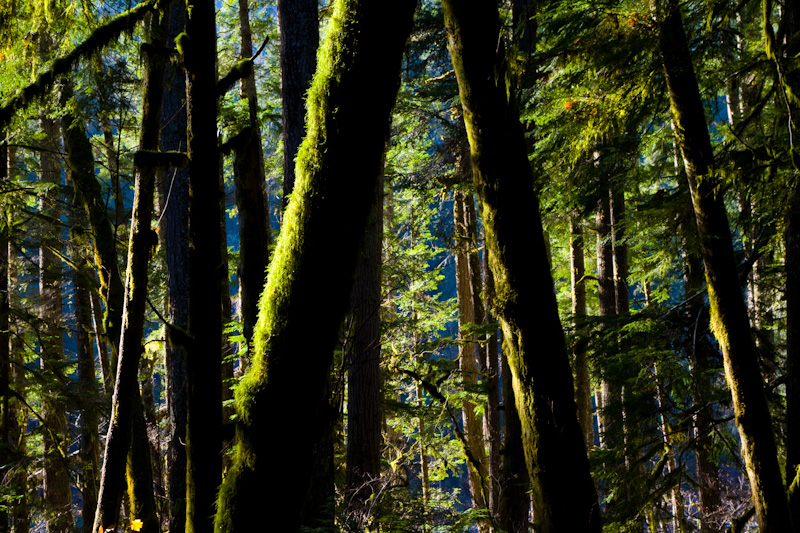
91,8,167,531
655,0,792,528
277,0,318,208
68,194,101,533
213,1,416,529
441,0,601,530
183,0,223,531
0,134,8,533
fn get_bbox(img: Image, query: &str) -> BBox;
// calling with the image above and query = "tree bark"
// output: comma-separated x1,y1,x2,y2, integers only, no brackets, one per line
441,1,601,530
183,0,223,531
91,9,166,530
234,0,271,361
213,1,416,529
453,187,490,529
655,0,792,528
570,216,593,449
39,113,73,533
277,0,318,208
345,163,384,505
159,2,189,531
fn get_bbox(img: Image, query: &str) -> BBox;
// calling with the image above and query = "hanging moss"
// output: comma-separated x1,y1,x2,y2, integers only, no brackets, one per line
0,0,159,126
133,149,188,169
216,59,254,97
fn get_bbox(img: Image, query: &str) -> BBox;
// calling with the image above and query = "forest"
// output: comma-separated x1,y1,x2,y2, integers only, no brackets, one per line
0,0,798,531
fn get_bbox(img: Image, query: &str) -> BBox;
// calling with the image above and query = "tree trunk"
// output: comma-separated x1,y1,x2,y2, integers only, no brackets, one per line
159,2,189,531
213,2,416,529
454,187,490,529
39,113,73,533
441,1,601,530
92,10,166,530
277,0,318,208
655,0,792,528
184,0,224,530
570,216,593,449
70,212,101,533
235,0,271,362
345,163,384,506
0,134,8,533
482,248,502,520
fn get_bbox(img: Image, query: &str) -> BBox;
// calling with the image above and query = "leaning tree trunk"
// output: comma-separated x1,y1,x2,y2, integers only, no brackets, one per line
91,9,167,531
213,1,416,530
442,0,601,530
655,0,792,528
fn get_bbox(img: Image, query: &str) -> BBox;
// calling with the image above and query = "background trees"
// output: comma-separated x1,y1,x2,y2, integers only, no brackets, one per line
0,0,799,531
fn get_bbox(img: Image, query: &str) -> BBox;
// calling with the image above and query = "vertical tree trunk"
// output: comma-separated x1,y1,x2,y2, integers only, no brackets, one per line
71,216,101,533
482,249,502,520
570,216,593,448
160,2,189,531
213,2,416,529
235,0,271,361
345,164,384,508
0,133,8,533
39,113,73,533
596,189,618,450
655,0,792,528
442,0,601,529
184,1,223,531
277,0,318,208
454,187,490,529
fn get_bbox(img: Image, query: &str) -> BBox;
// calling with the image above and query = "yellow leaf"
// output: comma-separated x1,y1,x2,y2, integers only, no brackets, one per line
131,519,144,531
99,528,103,533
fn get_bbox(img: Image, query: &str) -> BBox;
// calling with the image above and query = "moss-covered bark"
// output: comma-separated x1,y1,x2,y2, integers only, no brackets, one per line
213,1,416,530
91,7,167,531
654,0,792,529
0,133,9,533
0,0,158,127
442,0,601,530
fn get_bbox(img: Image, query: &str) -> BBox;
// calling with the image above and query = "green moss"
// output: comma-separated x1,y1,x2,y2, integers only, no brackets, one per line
0,0,158,126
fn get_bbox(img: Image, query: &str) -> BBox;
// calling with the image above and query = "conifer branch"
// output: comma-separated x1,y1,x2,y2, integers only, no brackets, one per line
0,0,159,126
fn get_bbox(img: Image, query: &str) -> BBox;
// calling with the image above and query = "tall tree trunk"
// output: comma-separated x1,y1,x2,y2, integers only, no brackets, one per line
235,0,271,362
92,10,167,530
160,2,189,531
454,187,490,529
213,2,416,529
570,216,593,448
780,0,800,525
70,211,101,533
277,0,318,208
345,164,384,509
442,1,601,530
655,0,792,528
596,189,618,451
184,1,223,531
482,249,502,521
39,114,73,533
0,134,8,533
